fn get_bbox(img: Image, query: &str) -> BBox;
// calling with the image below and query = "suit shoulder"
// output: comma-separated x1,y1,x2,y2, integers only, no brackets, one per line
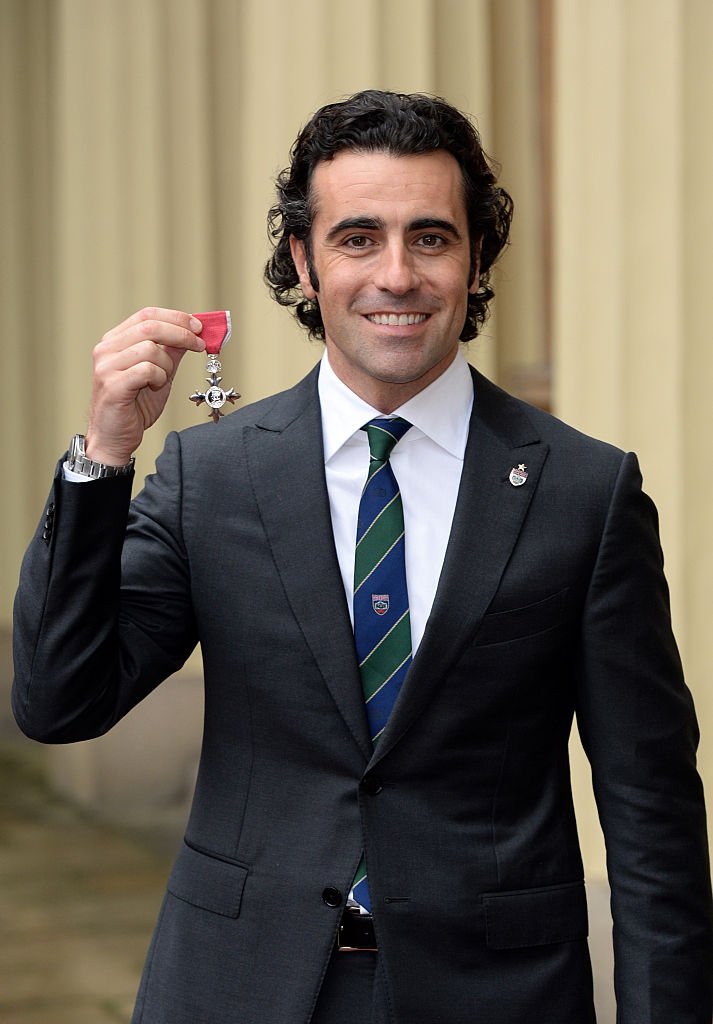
474,370,627,468
524,401,625,462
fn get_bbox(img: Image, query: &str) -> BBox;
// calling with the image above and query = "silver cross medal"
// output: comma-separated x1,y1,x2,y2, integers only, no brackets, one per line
189,310,240,422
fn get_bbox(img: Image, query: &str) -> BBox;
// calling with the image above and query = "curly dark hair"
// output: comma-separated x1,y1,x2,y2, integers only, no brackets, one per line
264,89,513,342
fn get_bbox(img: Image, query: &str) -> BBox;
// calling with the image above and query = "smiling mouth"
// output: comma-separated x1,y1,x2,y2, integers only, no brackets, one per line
365,313,429,326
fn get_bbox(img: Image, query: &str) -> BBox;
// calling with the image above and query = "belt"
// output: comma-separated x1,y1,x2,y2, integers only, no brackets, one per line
336,905,378,952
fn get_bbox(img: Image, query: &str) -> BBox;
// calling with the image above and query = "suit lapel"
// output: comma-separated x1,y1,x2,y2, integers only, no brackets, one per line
243,365,550,768
243,369,372,762
371,369,550,766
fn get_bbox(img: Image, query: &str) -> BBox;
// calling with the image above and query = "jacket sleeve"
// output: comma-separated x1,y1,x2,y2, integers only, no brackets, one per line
575,451,713,1022
12,432,198,742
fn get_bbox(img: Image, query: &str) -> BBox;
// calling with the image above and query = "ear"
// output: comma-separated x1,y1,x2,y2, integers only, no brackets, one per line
468,236,483,295
289,236,317,299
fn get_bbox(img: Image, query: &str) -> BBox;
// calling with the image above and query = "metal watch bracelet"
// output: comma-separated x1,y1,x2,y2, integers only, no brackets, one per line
67,434,135,479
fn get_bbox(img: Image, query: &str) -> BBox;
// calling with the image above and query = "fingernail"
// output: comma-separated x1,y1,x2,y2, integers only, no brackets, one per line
190,316,202,332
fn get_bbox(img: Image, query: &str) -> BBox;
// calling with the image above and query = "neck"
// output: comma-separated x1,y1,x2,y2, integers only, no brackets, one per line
325,347,459,414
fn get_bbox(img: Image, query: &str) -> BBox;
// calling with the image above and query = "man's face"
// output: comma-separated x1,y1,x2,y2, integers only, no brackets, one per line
290,150,479,412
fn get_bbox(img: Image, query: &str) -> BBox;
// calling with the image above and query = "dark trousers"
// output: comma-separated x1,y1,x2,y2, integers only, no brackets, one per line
311,951,379,1024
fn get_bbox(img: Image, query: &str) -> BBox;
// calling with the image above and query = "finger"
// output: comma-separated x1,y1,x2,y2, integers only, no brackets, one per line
125,341,188,382
96,338,177,380
114,360,172,396
166,344,188,376
100,307,204,350
123,317,204,352
94,323,204,374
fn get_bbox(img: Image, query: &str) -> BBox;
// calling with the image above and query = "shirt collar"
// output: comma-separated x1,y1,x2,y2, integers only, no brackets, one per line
318,348,474,463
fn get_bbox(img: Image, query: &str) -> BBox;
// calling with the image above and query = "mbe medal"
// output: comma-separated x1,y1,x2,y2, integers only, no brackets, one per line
189,310,240,422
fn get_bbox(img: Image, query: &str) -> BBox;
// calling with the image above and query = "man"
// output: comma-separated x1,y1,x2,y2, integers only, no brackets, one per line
12,90,712,1023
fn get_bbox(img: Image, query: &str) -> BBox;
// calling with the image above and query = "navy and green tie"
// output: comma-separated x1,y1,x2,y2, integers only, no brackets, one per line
352,416,412,912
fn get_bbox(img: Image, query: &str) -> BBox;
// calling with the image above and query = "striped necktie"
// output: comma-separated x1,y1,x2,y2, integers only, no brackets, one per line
352,416,412,912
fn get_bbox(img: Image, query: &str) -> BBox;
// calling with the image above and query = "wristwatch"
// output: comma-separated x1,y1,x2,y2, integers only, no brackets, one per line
67,434,135,479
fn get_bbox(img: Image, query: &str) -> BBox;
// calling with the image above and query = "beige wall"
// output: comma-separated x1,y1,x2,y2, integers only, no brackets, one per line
0,0,496,609
2,0,711,876
553,0,713,873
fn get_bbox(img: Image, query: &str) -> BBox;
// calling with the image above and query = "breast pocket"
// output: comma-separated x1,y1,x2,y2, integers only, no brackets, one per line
473,587,570,647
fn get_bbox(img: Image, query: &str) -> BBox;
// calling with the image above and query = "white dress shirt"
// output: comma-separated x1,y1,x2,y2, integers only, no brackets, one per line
318,349,474,655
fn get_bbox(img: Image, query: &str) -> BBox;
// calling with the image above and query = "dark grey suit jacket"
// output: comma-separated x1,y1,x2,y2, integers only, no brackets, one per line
12,366,713,1023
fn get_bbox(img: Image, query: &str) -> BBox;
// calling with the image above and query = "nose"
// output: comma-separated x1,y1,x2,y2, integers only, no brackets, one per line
373,241,420,295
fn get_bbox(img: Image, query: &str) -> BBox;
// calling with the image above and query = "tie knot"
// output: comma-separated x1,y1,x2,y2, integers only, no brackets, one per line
364,417,411,463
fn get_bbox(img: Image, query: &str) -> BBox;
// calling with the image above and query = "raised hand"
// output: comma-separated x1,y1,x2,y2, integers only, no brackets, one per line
86,307,205,465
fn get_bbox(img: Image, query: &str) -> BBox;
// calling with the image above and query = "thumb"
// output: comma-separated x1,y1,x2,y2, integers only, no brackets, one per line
167,345,190,380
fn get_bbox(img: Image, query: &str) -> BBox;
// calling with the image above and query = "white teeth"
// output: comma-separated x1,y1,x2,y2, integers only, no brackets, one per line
367,313,427,325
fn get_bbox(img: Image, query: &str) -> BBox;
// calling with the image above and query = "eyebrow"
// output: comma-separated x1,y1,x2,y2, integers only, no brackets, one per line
409,218,463,240
325,217,384,243
324,216,463,243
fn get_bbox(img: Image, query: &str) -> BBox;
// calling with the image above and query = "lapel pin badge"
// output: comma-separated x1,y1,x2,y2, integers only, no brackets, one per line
509,463,528,487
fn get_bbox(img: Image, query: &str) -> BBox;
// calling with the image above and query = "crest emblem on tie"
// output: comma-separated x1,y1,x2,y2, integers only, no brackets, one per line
372,594,390,616
509,464,528,487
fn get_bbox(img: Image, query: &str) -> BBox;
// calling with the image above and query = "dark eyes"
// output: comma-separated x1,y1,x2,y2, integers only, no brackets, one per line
342,233,447,250
344,235,372,249
418,234,445,248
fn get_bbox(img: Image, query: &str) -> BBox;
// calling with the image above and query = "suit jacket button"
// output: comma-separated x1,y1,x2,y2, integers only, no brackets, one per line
362,775,383,796
322,887,343,908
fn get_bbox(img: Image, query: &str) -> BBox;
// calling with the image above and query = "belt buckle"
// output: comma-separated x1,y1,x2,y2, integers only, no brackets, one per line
337,905,378,953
